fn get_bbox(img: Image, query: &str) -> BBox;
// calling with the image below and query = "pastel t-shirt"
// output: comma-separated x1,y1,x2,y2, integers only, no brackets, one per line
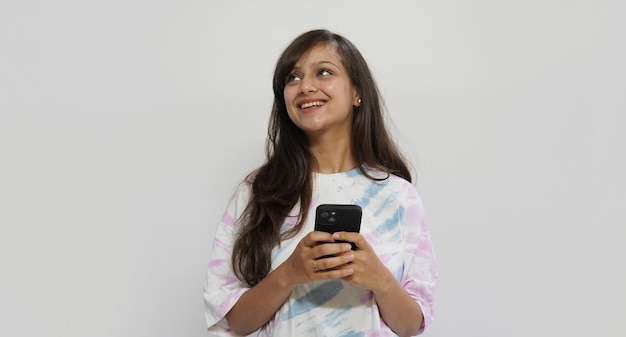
204,168,437,336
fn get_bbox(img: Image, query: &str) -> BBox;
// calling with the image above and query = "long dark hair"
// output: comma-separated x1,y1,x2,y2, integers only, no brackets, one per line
232,29,411,286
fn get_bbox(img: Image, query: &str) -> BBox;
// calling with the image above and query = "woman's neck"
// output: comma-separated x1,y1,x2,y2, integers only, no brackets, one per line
309,137,356,174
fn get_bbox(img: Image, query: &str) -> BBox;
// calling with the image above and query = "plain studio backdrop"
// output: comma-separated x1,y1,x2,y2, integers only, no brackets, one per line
1,1,624,336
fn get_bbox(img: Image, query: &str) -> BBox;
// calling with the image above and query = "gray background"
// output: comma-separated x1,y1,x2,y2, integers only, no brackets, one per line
1,1,624,336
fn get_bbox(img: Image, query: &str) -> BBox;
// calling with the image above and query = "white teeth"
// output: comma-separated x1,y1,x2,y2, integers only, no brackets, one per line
300,101,325,109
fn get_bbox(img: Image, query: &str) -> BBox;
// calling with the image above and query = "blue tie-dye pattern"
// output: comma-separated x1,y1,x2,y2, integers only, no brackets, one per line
374,196,394,217
325,307,351,328
345,168,360,178
354,181,386,208
396,264,404,281
282,280,344,320
337,330,365,337
377,205,404,234
279,224,289,235
300,307,352,335
300,319,316,334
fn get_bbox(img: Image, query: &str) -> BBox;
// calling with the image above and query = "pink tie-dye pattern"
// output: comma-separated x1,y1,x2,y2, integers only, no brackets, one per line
404,231,420,244
403,203,422,225
412,287,433,307
417,236,433,252
208,258,227,268
311,195,320,207
216,287,247,317
367,329,390,337
221,212,235,228
284,215,298,228
222,275,239,287
212,237,231,252
363,231,382,245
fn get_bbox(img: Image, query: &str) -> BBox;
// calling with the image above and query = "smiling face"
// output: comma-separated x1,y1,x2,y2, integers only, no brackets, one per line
283,43,360,141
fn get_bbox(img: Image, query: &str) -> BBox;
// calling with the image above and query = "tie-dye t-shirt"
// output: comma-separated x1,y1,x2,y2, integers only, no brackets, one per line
204,168,437,336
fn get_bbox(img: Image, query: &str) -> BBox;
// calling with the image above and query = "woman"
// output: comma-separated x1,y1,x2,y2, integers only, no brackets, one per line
204,29,437,336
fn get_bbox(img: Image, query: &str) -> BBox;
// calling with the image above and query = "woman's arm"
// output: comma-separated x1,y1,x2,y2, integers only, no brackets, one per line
372,270,424,337
225,232,355,335
224,262,294,335
333,232,423,337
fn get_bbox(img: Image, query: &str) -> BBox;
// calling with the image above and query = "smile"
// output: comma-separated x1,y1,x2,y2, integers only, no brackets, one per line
299,101,326,109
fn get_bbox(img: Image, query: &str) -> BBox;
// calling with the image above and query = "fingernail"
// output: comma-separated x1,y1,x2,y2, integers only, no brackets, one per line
344,244,352,250
346,254,355,262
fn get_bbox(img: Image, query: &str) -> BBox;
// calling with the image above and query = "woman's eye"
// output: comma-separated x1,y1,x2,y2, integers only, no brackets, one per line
318,69,332,76
286,74,301,83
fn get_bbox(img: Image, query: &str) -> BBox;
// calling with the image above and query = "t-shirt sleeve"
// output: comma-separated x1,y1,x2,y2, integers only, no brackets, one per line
399,182,438,335
203,182,252,335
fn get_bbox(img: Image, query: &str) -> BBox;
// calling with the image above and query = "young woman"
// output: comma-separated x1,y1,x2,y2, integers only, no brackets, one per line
204,29,437,336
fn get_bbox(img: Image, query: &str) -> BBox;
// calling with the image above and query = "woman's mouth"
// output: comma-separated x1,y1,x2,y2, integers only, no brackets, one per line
299,101,326,110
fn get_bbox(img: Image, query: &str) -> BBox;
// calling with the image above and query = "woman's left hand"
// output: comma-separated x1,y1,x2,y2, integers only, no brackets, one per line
331,232,394,292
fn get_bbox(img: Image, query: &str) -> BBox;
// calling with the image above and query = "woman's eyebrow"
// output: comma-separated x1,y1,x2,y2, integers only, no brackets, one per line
291,60,341,72
316,60,340,68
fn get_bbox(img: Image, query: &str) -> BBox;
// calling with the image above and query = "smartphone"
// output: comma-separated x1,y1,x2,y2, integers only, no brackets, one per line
314,204,362,250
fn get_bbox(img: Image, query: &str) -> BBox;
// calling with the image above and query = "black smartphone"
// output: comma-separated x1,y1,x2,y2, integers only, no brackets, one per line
314,204,362,250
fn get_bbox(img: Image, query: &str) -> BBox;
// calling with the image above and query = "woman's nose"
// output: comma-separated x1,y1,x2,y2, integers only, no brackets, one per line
299,77,317,94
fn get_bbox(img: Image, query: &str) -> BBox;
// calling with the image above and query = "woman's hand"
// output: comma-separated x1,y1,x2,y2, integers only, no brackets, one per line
331,232,394,292
331,232,424,337
225,231,355,335
280,231,356,288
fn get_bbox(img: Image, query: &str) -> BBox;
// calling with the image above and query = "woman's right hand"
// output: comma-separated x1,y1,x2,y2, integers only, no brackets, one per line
225,231,355,335
280,231,356,287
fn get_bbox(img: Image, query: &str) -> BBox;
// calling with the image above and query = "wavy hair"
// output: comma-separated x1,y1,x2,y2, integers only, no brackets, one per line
232,29,411,286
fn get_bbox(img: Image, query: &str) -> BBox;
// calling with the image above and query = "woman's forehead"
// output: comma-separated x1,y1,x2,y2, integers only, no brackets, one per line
293,43,344,69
